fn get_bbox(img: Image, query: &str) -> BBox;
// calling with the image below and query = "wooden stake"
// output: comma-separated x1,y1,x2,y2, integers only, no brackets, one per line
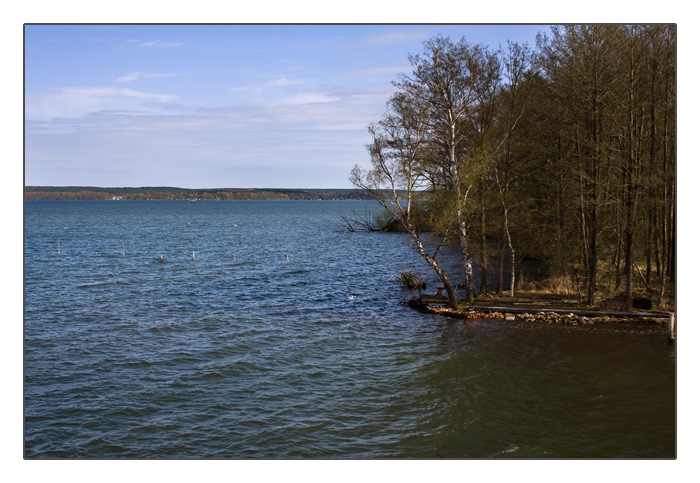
57,240,60,256
668,313,676,343
193,251,196,261
287,253,289,265
122,241,125,258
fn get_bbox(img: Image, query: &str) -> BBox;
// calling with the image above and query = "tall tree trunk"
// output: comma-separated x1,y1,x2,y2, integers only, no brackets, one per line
497,229,505,295
504,210,516,297
458,217,475,303
645,205,653,286
479,181,488,295
614,227,622,291
449,121,475,304
587,187,598,306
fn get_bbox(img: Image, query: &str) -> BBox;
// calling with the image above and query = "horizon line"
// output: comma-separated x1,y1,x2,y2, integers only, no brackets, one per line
25,185,363,191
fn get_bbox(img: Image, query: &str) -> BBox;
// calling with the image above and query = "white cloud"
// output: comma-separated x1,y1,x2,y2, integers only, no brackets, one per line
24,74,393,187
267,78,304,87
25,108,373,188
140,40,185,48
271,92,341,106
114,72,144,83
230,76,306,93
25,86,178,120
114,72,178,83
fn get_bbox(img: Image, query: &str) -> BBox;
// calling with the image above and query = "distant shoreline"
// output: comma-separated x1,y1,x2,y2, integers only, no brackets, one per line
24,186,374,201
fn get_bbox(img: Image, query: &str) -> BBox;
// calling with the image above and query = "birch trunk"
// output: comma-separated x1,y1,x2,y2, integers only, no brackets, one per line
408,229,459,308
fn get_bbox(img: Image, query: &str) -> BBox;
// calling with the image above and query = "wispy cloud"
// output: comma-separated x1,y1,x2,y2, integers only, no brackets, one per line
25,107,355,187
228,76,309,99
271,92,341,106
26,86,178,120
357,29,433,46
142,101,188,112
114,72,178,83
266,78,304,87
140,40,185,48
25,83,388,183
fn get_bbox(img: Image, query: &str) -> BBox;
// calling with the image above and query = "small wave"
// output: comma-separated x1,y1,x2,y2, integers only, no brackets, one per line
77,280,128,288
181,371,225,381
128,422,182,435
103,406,154,418
489,443,520,457
121,360,153,367
84,436,115,448
145,324,179,333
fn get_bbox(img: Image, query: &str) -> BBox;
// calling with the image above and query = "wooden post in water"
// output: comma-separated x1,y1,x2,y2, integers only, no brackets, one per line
57,240,60,256
287,253,289,265
192,251,196,261
668,312,676,343
122,241,125,258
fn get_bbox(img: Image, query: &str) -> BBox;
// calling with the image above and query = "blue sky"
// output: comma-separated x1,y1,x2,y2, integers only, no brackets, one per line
25,24,548,188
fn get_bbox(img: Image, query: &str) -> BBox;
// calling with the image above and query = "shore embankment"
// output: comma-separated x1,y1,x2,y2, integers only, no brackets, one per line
407,290,675,339
417,303,670,326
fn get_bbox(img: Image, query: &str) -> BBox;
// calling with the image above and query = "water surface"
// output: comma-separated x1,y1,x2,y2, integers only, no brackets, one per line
24,200,675,458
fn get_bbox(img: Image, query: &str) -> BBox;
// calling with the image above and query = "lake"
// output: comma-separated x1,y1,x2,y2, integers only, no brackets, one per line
24,200,675,458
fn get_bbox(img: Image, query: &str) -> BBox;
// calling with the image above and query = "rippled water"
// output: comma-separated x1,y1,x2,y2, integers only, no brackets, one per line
24,200,675,458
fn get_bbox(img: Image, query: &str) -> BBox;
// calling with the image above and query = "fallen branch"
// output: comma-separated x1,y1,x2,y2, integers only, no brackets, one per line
399,281,425,305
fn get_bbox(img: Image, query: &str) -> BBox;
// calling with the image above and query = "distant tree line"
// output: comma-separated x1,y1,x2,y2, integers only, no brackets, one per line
352,25,676,309
24,186,373,201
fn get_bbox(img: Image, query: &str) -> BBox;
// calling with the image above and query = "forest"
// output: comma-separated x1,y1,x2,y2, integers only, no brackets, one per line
351,25,676,310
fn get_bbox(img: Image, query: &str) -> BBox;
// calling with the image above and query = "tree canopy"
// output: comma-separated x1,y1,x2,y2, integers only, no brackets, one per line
352,25,676,309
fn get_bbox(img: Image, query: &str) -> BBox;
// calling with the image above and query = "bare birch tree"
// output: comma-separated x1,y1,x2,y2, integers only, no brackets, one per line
350,92,460,308
393,35,501,303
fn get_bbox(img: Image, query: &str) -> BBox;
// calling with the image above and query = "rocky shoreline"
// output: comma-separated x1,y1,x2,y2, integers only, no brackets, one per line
408,300,670,327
